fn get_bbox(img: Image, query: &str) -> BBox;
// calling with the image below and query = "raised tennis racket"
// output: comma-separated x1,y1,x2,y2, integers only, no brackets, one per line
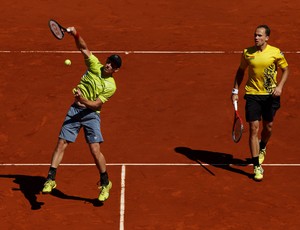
232,100,244,143
48,19,70,40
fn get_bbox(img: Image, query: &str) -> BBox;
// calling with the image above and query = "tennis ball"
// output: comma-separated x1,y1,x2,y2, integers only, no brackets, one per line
64,59,71,66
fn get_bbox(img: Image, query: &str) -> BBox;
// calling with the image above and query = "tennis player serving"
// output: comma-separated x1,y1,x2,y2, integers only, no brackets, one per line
42,25,122,202
231,25,289,181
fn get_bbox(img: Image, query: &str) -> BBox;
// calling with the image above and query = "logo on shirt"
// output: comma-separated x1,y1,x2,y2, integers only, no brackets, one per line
263,64,277,93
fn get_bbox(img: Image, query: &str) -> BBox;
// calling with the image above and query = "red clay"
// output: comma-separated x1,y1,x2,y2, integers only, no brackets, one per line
1,0,300,229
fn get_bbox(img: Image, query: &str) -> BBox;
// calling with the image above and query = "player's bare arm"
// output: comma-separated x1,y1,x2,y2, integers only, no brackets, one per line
67,27,91,58
74,88,103,111
232,67,245,102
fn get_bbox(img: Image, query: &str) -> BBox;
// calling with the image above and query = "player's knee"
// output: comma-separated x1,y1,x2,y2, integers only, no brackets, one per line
249,122,259,135
264,122,273,132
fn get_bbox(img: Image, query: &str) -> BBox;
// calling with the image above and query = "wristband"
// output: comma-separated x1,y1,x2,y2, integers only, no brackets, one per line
232,88,239,95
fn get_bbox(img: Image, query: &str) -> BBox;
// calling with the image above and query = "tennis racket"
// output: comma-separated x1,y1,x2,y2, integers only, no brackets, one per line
232,100,244,143
48,19,70,40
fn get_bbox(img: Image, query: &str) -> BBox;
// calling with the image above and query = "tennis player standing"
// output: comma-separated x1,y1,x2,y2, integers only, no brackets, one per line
42,26,122,201
231,25,289,181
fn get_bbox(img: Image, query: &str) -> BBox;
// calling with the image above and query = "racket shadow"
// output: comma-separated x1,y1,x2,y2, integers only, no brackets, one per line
174,147,253,178
0,174,45,210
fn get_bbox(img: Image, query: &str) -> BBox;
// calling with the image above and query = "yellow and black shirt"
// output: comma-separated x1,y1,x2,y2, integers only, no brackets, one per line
239,45,288,95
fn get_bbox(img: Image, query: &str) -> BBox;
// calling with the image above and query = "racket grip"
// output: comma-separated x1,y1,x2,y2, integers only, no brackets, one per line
233,100,238,111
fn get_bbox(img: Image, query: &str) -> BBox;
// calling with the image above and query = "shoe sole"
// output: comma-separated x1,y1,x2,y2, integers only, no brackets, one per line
254,177,263,181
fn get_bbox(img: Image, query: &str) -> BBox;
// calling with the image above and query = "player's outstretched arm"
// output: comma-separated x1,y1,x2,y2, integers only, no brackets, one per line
67,27,91,58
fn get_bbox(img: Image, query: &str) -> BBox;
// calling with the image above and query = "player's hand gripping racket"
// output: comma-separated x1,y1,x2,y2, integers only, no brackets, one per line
48,19,70,40
232,100,244,143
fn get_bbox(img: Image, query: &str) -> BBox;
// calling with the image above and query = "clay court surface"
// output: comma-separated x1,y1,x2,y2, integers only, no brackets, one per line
1,0,300,229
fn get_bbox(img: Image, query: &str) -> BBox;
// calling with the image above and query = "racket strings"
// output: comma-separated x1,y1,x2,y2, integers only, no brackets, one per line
49,20,64,40
233,118,243,142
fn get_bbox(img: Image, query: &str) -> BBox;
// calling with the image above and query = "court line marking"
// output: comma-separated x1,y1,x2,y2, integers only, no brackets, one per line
0,163,299,166
119,165,126,230
0,50,300,54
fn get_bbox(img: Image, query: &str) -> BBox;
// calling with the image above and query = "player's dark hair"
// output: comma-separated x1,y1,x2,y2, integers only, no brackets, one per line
108,54,122,68
257,24,271,36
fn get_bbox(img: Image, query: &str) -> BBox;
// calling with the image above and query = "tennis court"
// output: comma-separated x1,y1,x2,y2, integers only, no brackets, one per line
1,0,300,229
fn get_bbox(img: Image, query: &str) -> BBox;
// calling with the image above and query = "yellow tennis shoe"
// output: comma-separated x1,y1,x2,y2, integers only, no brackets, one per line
254,165,264,181
259,147,267,164
42,179,57,193
98,181,112,202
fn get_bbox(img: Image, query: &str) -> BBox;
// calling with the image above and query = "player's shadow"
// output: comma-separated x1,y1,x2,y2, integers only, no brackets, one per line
50,189,103,207
174,147,252,178
0,174,103,209
0,174,45,210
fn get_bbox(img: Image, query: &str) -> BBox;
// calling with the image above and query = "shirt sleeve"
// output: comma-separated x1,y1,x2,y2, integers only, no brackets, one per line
85,53,102,75
276,50,288,69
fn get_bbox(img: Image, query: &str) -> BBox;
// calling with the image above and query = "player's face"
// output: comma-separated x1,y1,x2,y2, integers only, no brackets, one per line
254,28,269,48
103,60,119,74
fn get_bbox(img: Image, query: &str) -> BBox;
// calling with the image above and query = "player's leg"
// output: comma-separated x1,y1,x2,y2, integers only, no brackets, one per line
42,139,69,193
261,121,272,144
259,96,280,164
258,120,273,164
245,95,264,181
249,120,260,158
43,104,80,193
249,121,264,181
89,142,107,175
50,138,69,168
89,142,112,202
83,111,112,201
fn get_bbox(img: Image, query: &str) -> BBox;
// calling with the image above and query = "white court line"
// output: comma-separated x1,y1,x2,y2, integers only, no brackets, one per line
119,165,126,230
0,163,300,166
0,50,235,54
1,50,300,54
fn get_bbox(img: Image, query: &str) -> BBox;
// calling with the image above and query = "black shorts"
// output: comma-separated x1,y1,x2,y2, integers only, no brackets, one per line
244,95,280,122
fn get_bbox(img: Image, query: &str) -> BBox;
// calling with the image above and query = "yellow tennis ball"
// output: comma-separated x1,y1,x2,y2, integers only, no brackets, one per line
64,59,71,66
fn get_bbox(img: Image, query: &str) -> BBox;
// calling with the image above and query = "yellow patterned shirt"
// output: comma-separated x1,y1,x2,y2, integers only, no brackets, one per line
239,45,288,95
73,54,116,112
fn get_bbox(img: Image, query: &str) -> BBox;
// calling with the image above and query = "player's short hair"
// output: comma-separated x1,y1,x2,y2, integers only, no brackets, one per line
257,25,271,36
107,54,122,68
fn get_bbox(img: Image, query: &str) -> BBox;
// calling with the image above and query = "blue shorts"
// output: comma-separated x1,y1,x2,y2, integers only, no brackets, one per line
59,104,103,143
244,95,280,122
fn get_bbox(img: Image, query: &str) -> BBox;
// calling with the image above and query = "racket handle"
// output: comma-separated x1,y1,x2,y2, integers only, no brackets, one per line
233,100,238,111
